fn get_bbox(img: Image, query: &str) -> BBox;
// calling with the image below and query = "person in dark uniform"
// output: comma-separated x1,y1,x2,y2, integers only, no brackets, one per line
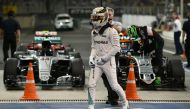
172,12,183,55
182,12,190,68
127,25,164,73
0,11,21,62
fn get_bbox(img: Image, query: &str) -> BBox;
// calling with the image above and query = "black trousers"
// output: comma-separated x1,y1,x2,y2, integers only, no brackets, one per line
185,39,190,65
3,38,17,62
174,31,183,54
154,32,164,66
102,73,119,102
146,31,164,66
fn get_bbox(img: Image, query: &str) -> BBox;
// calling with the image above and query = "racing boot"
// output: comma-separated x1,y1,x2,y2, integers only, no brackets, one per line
122,101,129,109
105,100,119,105
110,99,119,105
88,105,94,109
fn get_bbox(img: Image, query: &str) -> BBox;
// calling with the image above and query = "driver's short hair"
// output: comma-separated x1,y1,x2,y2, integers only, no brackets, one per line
107,7,114,16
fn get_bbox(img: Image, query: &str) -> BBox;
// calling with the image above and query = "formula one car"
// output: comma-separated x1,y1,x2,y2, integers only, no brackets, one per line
117,36,185,89
3,31,85,90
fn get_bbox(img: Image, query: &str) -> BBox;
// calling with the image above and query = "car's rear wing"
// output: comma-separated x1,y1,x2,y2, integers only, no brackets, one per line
34,31,62,43
34,36,61,43
120,36,141,43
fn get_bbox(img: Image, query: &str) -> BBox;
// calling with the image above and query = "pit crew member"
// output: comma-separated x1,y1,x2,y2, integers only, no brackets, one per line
182,12,190,68
127,25,164,74
0,11,21,62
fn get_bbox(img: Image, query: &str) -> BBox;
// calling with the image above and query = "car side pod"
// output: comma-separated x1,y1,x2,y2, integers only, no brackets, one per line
20,63,40,100
125,63,141,100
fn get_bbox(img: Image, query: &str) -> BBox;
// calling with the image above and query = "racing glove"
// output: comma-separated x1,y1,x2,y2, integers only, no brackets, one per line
96,57,106,65
89,56,95,68
95,46,120,65
101,46,120,63
89,48,96,68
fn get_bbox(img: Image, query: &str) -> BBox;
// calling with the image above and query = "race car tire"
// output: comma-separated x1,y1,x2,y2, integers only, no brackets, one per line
167,59,185,88
4,58,19,90
71,58,85,87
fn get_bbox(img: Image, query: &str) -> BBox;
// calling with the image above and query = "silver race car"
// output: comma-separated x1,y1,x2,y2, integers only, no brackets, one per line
4,31,85,90
117,36,185,89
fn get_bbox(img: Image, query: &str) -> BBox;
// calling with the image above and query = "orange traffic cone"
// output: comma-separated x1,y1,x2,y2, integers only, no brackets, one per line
125,63,141,100
20,63,40,100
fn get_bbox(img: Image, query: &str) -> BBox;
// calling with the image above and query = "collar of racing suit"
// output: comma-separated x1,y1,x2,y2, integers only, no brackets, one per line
98,22,112,35
93,22,112,35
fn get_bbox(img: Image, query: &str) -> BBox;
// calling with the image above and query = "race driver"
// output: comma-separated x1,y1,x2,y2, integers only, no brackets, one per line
88,7,129,109
127,25,164,73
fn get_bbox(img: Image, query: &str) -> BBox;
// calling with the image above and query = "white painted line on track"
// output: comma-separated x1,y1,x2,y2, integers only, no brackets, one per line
162,35,173,41
163,49,175,54
162,32,183,42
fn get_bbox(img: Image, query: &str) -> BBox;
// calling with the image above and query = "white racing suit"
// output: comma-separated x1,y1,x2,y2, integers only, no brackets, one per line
88,27,127,107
